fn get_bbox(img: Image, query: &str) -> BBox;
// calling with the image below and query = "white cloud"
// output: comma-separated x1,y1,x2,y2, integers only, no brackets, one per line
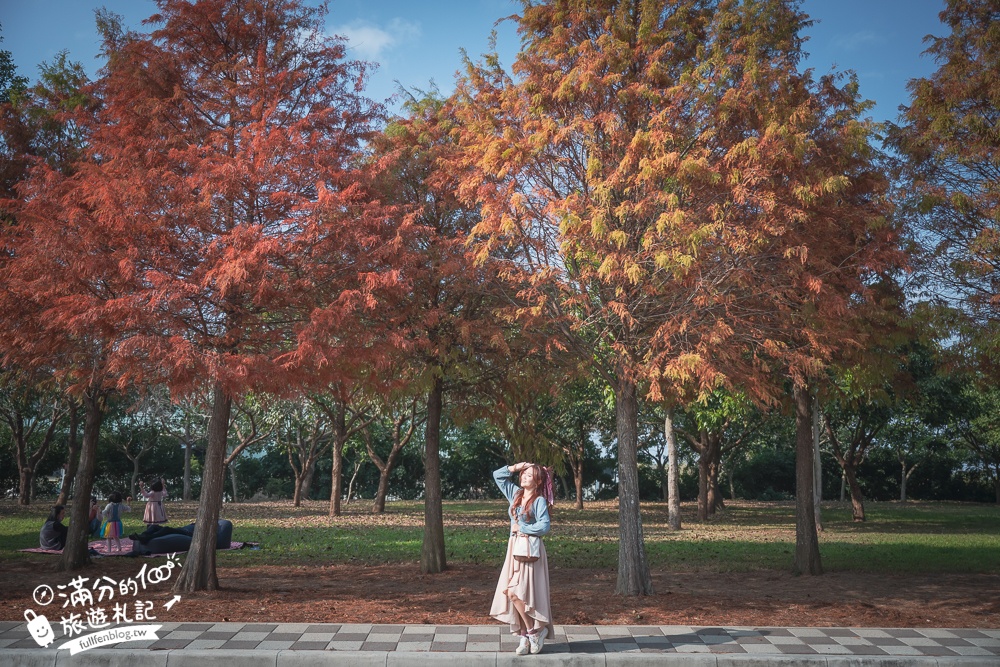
329,18,421,61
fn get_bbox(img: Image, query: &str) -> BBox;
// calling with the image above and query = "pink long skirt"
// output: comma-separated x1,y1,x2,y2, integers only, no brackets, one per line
490,535,554,637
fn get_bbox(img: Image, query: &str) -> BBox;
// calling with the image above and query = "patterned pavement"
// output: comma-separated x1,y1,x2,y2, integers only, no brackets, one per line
2,621,999,660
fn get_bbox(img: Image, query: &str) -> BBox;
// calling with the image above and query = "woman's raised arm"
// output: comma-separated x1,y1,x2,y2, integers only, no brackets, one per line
493,465,520,503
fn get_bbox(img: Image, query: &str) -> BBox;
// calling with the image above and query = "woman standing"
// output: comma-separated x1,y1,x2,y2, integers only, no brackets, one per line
490,461,555,655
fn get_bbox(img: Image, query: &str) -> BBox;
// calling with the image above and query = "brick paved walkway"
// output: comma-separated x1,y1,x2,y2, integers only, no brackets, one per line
2,621,999,662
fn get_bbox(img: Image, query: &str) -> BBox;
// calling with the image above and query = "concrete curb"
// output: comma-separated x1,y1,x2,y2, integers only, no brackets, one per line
3,623,998,665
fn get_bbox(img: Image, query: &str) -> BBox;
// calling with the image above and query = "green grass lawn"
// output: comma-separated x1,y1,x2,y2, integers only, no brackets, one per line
2,498,997,574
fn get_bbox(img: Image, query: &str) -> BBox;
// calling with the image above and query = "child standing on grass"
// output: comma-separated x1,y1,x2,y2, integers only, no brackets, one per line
100,492,131,553
138,477,168,527
490,461,555,655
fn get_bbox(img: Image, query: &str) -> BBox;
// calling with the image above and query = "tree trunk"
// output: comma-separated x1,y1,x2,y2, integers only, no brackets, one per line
229,461,239,502
11,416,31,506
812,398,823,532
346,456,362,503
842,463,865,521
59,387,105,572
658,462,668,502
421,375,446,574
368,405,419,514
696,446,710,521
301,464,315,502
182,437,193,501
573,463,584,510
173,382,231,593
614,370,653,595
329,405,346,517
373,469,391,513
695,431,722,520
571,423,586,510
708,455,724,513
17,411,61,505
726,456,737,502
18,467,34,506
130,458,141,500
56,402,80,506
665,408,681,531
372,444,406,514
293,461,315,507
793,383,823,575
840,472,846,502
287,428,305,507
900,458,907,503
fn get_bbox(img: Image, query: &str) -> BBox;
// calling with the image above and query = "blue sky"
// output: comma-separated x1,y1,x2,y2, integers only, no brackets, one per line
1,0,946,122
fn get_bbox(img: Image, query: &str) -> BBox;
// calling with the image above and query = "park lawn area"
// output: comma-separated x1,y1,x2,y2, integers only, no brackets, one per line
1,498,997,575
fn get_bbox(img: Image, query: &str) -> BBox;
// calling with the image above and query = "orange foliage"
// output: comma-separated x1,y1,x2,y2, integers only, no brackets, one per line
452,0,904,404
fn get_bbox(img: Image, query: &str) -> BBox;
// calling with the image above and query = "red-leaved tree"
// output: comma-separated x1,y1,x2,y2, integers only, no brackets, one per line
35,0,394,591
0,50,130,571
372,92,517,573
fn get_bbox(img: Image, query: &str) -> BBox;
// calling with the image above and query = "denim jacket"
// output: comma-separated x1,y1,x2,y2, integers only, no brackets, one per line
493,466,551,537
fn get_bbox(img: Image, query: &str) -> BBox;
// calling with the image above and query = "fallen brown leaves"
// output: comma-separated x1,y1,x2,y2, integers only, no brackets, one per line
1,559,996,628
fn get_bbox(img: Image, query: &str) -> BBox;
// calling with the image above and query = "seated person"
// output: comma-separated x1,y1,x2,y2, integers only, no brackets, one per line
88,497,101,537
39,505,68,550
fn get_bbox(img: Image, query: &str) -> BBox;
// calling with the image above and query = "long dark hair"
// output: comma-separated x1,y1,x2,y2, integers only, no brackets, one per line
109,492,123,504
150,479,163,493
47,505,65,523
509,464,555,521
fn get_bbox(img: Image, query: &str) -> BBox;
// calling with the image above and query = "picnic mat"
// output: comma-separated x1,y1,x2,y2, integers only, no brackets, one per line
19,538,256,558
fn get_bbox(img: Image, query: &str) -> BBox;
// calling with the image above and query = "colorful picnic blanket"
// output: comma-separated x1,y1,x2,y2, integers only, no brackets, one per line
19,538,254,558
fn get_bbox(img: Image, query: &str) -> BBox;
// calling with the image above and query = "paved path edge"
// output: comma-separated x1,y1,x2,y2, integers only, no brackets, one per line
2,647,998,667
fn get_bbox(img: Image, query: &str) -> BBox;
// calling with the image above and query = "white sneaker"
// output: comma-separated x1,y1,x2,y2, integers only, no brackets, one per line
515,634,529,655
529,627,547,654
